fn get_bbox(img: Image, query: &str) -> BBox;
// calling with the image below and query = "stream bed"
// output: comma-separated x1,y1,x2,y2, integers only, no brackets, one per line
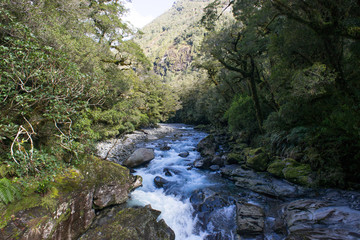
117,124,360,240
127,124,239,239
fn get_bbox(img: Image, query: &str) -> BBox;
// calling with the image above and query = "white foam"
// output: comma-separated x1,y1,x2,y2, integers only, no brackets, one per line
130,190,206,240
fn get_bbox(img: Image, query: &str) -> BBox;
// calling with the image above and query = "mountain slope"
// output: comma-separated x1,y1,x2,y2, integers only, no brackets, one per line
135,0,212,79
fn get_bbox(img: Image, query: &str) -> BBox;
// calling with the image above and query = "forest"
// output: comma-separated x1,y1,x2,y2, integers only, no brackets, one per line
0,0,180,205
169,0,360,189
1,0,360,212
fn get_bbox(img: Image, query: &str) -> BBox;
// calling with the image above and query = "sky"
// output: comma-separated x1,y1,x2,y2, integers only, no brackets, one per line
124,0,175,29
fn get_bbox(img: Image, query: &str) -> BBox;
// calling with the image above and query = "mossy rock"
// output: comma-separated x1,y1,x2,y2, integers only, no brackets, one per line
0,156,140,239
267,159,286,178
227,152,246,164
79,207,175,240
283,164,313,187
245,148,270,172
232,143,249,152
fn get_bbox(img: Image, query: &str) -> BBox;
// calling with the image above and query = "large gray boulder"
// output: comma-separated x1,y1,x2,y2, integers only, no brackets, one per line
236,202,265,236
277,199,360,239
221,165,306,198
123,148,155,167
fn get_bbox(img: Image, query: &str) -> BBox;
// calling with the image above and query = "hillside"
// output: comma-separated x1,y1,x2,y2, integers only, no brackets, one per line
135,0,230,80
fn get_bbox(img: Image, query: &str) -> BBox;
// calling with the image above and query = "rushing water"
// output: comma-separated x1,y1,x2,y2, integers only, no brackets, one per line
127,124,237,240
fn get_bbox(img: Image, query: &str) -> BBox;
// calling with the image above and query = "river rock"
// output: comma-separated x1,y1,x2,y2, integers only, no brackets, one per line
221,165,306,198
197,134,217,157
160,144,171,151
194,156,224,170
190,189,236,238
267,158,314,187
122,148,155,168
0,157,141,240
154,176,171,188
179,151,190,158
276,199,360,239
210,165,220,171
164,168,172,176
245,147,270,172
236,202,265,236
79,207,175,240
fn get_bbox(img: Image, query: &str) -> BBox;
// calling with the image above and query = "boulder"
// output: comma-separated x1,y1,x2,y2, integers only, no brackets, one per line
194,156,224,170
0,157,142,240
190,189,236,238
267,159,286,177
226,152,246,164
245,148,269,172
122,148,155,168
160,144,171,151
267,158,314,187
210,165,220,171
221,165,306,198
163,168,172,176
278,199,360,239
197,135,217,157
236,202,265,236
154,176,171,188
179,152,190,158
79,207,175,240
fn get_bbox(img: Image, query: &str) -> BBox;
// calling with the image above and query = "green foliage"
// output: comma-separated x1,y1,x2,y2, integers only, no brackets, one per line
224,95,257,133
0,178,21,205
0,0,180,182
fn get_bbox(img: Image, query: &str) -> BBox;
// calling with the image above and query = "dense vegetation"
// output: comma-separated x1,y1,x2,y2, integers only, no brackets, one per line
0,0,179,205
137,0,360,189
197,0,360,188
1,0,360,208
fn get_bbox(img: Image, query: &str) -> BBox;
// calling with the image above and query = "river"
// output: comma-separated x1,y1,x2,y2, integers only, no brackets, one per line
123,123,360,240
127,124,238,240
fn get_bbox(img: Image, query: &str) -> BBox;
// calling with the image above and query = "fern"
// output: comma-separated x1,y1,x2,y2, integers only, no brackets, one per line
0,178,21,205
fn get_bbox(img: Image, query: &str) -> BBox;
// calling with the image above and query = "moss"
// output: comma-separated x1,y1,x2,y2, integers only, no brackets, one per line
227,152,245,164
245,148,269,171
283,164,313,187
0,192,42,229
267,159,286,177
80,207,174,240
78,156,131,188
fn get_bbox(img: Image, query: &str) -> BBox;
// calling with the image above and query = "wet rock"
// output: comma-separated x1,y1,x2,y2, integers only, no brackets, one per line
122,148,155,168
154,176,170,188
160,144,171,151
163,168,172,176
197,135,217,157
179,152,190,158
79,207,175,240
194,156,224,170
277,199,360,240
190,189,236,236
194,159,206,168
221,165,306,198
236,202,265,236
210,165,220,171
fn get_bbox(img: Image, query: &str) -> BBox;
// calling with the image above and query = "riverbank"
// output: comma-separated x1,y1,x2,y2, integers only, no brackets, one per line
99,124,360,239
2,124,360,240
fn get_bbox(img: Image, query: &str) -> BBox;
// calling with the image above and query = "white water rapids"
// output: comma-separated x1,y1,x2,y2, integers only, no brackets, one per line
127,124,236,240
